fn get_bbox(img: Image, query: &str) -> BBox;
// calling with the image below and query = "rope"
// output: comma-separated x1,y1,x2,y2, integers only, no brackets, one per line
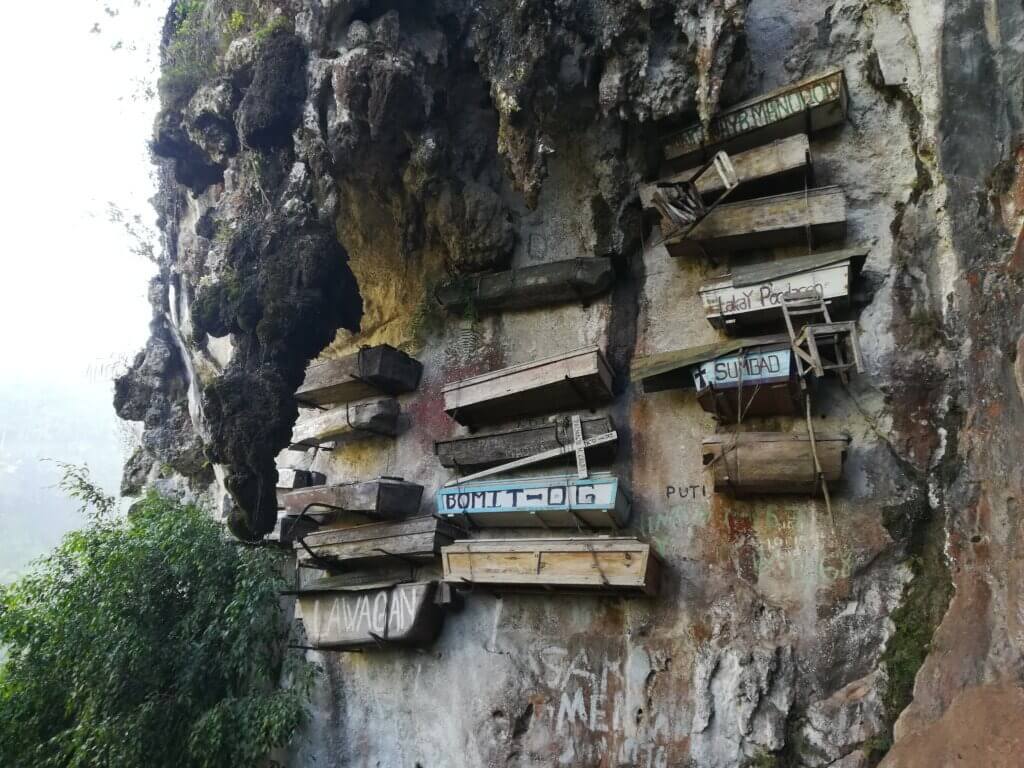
804,393,835,528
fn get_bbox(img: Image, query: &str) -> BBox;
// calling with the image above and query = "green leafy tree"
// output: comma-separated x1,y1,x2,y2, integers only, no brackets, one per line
0,466,312,767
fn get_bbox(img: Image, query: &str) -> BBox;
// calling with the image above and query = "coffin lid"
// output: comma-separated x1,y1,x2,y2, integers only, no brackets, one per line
631,334,790,385
292,576,430,595
702,431,851,445
443,345,604,392
727,246,869,289
663,67,845,146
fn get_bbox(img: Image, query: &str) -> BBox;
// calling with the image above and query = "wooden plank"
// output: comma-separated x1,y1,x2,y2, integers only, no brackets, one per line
295,345,422,407
663,68,847,165
442,537,659,595
640,135,810,210
702,432,849,494
667,186,846,255
277,468,326,489
296,516,460,568
435,416,617,471
296,581,444,650
436,257,614,314
436,473,630,529
693,345,801,421
443,347,614,428
290,397,399,449
700,248,867,330
281,478,424,522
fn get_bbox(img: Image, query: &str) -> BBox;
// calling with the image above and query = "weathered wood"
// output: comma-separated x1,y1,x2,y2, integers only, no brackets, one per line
443,346,614,428
295,345,422,407
290,397,399,449
667,186,847,255
702,432,850,495
640,135,811,210
296,580,444,650
442,537,660,595
277,468,326,490
436,473,630,528
296,516,461,568
281,477,424,523
693,344,802,421
663,68,847,165
435,416,617,472
700,248,868,330
277,514,320,545
436,257,614,314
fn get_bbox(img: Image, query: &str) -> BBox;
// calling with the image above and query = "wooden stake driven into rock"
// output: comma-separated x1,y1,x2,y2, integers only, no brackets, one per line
443,415,617,487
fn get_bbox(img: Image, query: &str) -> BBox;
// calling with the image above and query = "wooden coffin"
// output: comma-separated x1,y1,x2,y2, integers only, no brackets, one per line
295,345,422,407
436,473,629,528
702,432,850,495
436,257,614,314
631,336,800,420
435,415,616,472
700,247,868,330
663,68,848,166
442,537,660,595
290,397,399,449
443,346,614,428
295,516,461,568
641,135,810,211
276,469,327,509
296,580,443,650
282,477,424,523
667,187,847,256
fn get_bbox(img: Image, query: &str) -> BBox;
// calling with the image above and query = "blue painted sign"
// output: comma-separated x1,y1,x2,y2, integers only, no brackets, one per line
436,474,628,528
693,347,792,390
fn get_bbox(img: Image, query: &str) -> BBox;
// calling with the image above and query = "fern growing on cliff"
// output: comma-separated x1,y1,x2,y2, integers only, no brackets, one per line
0,468,312,767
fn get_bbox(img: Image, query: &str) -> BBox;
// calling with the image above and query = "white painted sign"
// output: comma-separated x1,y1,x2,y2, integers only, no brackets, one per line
700,262,849,322
299,582,433,648
693,348,792,390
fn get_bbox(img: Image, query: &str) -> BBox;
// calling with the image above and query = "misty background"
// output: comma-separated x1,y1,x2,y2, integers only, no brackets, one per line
0,2,165,580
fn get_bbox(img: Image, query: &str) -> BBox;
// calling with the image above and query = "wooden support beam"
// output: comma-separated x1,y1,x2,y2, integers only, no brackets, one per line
443,346,614,428
667,186,847,256
442,537,660,595
640,134,811,210
289,397,400,449
295,345,422,407
436,257,614,314
662,68,847,166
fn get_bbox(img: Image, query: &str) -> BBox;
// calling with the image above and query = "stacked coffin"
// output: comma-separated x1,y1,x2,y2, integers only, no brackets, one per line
436,347,661,595
633,68,864,498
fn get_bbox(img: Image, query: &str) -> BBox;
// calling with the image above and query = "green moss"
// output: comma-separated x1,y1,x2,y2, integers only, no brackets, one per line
253,14,292,43
409,280,448,350
744,751,780,768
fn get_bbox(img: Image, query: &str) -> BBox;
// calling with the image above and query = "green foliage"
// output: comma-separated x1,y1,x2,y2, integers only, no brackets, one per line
744,750,779,768
226,9,246,36
160,0,217,108
253,14,291,43
0,470,312,768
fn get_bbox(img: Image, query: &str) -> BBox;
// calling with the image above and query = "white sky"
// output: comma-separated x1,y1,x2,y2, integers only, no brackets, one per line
0,1,166,575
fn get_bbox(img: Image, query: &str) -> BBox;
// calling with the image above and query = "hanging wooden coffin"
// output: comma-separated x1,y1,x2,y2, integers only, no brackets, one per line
702,432,850,495
295,516,462,568
641,135,811,212
295,345,422,407
663,68,848,166
443,346,614,429
276,469,328,509
296,580,444,650
289,397,399,449
666,187,847,256
436,473,629,528
281,477,424,523
434,416,616,472
442,537,660,595
436,257,614,314
700,248,868,331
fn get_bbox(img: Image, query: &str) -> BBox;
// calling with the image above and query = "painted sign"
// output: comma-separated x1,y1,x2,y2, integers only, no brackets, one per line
436,474,629,528
700,262,849,326
297,582,441,649
693,347,793,390
666,70,845,160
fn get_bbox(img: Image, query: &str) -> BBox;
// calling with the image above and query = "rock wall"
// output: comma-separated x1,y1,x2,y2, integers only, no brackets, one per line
117,0,1024,765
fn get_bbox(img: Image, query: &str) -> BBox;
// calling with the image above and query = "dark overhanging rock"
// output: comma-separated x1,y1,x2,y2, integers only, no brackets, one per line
237,28,308,152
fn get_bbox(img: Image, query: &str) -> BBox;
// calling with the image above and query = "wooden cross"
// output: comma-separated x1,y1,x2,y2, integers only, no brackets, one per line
443,415,617,487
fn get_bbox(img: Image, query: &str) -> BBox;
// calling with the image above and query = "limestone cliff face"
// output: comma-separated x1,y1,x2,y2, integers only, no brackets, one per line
116,0,1024,765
